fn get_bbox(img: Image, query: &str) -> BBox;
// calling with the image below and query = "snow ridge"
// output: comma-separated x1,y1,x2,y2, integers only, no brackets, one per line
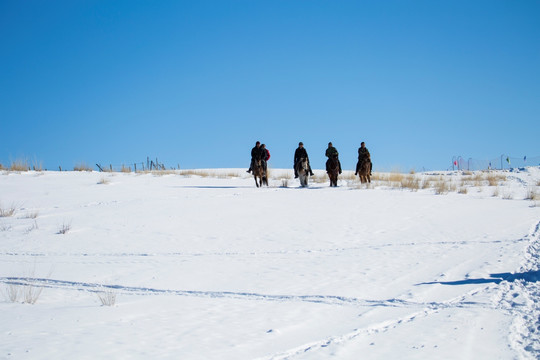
502,220,540,359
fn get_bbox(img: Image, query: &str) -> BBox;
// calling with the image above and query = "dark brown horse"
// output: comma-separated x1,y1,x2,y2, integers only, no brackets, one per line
357,158,371,184
326,156,339,187
252,159,268,187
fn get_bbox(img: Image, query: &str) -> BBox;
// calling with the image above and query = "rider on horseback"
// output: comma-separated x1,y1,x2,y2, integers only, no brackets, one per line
294,142,314,178
325,142,342,174
247,141,266,173
355,142,372,176
261,144,270,172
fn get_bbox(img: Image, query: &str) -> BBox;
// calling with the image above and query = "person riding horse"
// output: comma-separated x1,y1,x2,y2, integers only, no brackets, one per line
355,142,372,176
247,141,266,173
294,142,314,178
325,142,342,174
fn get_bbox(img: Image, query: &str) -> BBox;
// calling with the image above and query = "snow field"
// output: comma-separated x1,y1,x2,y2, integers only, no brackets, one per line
1,168,539,359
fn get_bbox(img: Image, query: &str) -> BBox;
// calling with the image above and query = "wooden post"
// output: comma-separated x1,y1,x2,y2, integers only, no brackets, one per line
96,164,104,172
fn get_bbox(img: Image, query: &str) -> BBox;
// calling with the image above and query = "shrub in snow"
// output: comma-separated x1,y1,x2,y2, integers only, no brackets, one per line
96,286,117,306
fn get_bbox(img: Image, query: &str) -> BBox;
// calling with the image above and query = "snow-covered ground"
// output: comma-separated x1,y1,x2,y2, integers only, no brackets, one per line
1,168,539,359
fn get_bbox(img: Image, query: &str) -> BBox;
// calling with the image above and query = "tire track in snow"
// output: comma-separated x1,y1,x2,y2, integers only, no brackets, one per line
0,277,489,310
256,221,540,360
0,238,521,260
257,288,490,360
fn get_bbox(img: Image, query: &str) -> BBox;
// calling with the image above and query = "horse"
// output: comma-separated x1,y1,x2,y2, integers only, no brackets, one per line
252,159,268,187
326,155,339,187
357,158,371,184
295,157,310,187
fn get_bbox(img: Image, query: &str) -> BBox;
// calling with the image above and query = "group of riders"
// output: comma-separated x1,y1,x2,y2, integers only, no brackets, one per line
247,141,372,177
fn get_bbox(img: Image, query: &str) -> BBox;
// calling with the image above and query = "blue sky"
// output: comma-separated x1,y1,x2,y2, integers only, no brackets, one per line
1,0,539,171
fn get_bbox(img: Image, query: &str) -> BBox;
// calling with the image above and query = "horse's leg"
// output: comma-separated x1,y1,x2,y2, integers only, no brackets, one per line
254,175,259,187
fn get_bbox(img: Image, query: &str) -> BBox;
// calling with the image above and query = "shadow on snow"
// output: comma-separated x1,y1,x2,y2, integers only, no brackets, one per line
417,270,540,286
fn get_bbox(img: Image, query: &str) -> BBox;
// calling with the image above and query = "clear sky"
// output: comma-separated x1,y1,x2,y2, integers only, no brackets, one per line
1,0,539,171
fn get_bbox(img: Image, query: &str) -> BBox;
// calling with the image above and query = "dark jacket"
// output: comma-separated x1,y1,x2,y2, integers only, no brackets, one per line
325,146,338,158
294,147,309,164
251,146,266,161
358,147,370,160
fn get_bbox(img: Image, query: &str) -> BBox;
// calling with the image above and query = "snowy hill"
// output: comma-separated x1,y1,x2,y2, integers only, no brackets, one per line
1,168,539,359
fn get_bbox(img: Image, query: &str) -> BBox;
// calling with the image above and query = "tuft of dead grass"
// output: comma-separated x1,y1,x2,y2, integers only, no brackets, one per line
486,173,506,186
57,222,71,234
434,180,448,195
0,203,17,217
10,159,29,172
97,177,110,185
120,165,131,173
96,286,117,306
400,175,420,191
23,210,39,219
525,188,539,201
74,163,93,172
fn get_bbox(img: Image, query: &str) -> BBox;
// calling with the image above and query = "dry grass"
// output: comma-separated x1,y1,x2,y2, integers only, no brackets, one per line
31,160,43,171
458,186,468,195
9,159,29,172
486,173,506,186
120,165,132,173
311,173,328,183
97,177,110,185
3,280,44,304
525,188,539,201
492,187,500,197
217,171,241,179
2,283,20,302
74,163,93,171
57,222,71,234
0,203,17,217
281,178,289,188
341,171,356,181
420,177,434,190
96,286,117,306
22,283,43,304
23,210,39,219
400,175,420,191
434,180,449,195
502,191,513,200
388,171,404,184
